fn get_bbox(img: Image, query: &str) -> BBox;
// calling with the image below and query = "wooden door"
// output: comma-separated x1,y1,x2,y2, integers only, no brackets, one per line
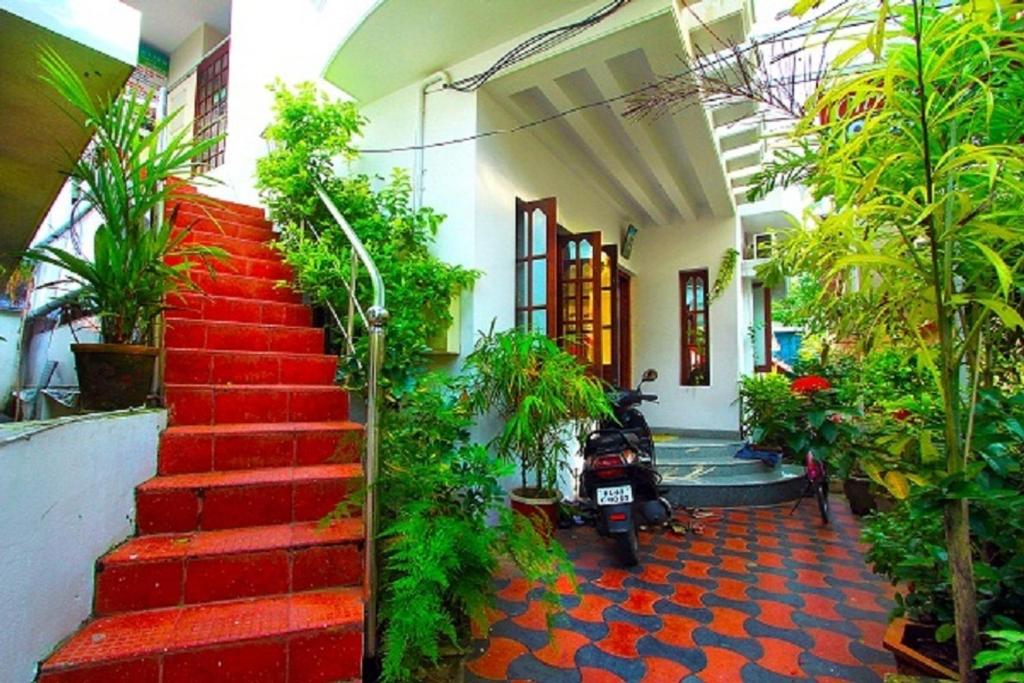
600,246,620,385
557,232,602,374
618,270,632,388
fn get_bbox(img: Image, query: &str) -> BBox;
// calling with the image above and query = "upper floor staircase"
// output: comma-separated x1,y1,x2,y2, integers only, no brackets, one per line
37,193,365,682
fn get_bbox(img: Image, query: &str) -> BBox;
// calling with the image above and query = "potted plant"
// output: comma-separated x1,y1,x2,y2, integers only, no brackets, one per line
24,50,225,411
465,327,611,531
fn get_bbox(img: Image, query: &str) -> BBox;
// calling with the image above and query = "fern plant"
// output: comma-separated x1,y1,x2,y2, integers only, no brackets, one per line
378,373,573,682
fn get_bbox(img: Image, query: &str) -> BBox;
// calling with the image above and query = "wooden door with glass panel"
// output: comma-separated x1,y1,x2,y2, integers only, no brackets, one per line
557,232,602,374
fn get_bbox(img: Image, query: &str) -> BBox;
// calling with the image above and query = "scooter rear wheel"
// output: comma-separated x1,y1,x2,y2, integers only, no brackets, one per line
616,524,639,567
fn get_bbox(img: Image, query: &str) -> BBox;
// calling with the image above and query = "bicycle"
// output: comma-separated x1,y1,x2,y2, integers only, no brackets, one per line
790,451,830,524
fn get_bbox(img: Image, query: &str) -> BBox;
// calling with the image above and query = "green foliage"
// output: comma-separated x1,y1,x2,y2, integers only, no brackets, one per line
709,248,739,305
864,389,1024,637
738,373,800,450
772,274,824,332
378,374,573,682
23,49,226,344
760,2,1024,668
465,327,612,494
256,82,478,393
976,628,1024,683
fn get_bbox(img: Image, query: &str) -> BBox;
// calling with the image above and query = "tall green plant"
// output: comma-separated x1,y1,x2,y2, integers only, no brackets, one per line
464,327,612,495
255,82,478,393
754,2,1024,676
24,49,226,344
377,373,573,682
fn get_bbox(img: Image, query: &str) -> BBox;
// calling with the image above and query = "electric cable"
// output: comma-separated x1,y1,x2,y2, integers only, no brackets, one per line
355,0,880,154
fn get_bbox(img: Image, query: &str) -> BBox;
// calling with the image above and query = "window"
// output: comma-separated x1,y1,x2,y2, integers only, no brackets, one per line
514,198,556,336
680,269,710,386
194,40,229,172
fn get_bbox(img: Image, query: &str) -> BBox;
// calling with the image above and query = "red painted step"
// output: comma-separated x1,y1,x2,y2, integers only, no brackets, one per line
178,229,279,260
40,191,364,681
38,588,363,683
188,271,302,304
166,292,312,327
164,348,337,386
168,185,269,219
165,318,323,353
167,252,293,280
165,384,347,425
135,464,362,534
158,422,363,475
94,519,363,615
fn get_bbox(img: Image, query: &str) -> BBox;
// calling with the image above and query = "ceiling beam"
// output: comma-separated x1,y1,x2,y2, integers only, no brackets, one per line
508,87,654,226
546,70,675,226
594,54,699,223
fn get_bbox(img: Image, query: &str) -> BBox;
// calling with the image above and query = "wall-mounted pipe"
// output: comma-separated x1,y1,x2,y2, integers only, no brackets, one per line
413,71,451,211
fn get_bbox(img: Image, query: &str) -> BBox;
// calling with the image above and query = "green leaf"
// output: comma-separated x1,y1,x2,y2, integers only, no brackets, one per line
935,623,955,643
972,241,1013,297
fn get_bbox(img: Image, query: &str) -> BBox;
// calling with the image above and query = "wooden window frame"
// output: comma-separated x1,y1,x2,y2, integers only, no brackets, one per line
514,197,558,337
752,282,773,372
679,268,711,386
194,39,230,173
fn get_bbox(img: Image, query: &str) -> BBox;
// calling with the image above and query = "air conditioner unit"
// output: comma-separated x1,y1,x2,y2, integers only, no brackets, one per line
752,232,774,259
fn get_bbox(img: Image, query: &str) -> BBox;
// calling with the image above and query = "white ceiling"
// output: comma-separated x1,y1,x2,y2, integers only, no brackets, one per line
121,0,230,54
484,7,743,226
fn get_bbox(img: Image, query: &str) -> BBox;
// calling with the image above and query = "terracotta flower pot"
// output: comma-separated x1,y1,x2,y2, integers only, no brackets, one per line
883,618,959,681
72,343,158,411
509,488,560,537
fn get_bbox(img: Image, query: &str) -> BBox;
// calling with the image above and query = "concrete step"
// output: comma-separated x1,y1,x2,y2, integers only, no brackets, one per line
662,464,808,508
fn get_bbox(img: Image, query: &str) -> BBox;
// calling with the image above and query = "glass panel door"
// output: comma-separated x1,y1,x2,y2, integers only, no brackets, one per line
600,246,620,385
557,231,602,374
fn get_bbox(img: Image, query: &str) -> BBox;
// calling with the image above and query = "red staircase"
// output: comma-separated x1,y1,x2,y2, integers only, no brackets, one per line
38,195,365,682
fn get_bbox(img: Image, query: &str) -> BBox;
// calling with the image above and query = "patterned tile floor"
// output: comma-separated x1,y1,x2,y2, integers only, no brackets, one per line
466,500,896,683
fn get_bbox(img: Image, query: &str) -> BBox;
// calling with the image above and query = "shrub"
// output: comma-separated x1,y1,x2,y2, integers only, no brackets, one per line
377,374,573,682
464,327,611,495
738,373,800,450
256,82,478,394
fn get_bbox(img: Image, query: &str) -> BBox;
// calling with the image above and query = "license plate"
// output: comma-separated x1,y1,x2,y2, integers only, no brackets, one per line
596,485,633,506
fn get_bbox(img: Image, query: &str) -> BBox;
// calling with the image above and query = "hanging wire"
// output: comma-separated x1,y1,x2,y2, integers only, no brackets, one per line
445,0,631,92
355,0,873,154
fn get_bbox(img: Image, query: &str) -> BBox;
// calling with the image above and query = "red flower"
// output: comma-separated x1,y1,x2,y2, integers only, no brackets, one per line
892,408,912,422
791,375,831,394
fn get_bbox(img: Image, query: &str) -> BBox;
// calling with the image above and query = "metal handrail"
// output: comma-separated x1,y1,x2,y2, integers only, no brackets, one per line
312,178,388,661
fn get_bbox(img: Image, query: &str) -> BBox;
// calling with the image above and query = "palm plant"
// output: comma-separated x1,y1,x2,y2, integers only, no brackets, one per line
24,48,226,345
465,327,611,495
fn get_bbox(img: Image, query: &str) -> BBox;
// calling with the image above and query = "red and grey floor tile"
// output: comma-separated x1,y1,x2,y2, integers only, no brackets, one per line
467,501,895,682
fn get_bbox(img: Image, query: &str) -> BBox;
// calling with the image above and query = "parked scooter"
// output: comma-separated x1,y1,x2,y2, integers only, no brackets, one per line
580,369,671,566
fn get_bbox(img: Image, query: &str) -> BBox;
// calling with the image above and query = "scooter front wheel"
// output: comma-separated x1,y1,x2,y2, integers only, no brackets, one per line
615,524,639,567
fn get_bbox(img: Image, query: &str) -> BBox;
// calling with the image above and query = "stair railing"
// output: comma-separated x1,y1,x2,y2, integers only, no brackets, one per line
311,179,388,661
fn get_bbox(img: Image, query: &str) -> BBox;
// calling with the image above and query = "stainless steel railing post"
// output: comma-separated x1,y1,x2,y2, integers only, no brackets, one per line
312,179,387,661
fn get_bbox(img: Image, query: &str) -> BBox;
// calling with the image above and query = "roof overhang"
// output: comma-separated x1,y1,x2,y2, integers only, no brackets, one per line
0,0,139,277
323,0,595,103
481,2,740,225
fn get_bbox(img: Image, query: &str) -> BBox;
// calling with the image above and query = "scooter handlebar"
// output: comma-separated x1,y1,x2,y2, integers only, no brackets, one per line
641,393,659,402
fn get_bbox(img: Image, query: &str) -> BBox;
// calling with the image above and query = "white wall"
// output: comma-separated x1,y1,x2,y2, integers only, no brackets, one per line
0,311,21,412
629,214,743,434
474,88,640,338
208,0,375,205
0,409,165,683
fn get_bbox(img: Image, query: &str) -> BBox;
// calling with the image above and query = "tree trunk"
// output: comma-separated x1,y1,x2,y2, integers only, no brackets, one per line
946,498,981,682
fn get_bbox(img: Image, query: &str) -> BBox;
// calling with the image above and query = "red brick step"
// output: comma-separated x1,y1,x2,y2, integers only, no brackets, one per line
167,252,293,280
38,587,363,683
164,348,337,386
165,384,347,425
135,464,362,534
158,421,362,475
189,271,301,304
178,229,279,260
165,293,312,327
164,318,323,354
94,519,363,615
